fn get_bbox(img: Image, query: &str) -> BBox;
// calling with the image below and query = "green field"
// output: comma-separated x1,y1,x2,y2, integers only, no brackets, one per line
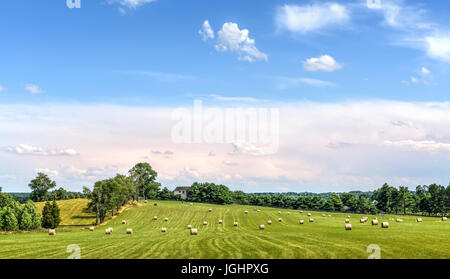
0,199,449,259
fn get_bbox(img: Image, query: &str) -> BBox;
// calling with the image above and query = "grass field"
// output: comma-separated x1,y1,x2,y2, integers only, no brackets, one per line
1,199,449,259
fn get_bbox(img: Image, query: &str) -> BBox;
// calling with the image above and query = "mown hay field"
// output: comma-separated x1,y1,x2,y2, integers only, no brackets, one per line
1,199,449,259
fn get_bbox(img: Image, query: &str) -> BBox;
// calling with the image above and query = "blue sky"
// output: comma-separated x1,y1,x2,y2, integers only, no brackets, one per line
1,0,450,193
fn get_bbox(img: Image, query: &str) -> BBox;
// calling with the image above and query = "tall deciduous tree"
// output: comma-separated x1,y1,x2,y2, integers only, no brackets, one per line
128,163,158,200
29,173,56,202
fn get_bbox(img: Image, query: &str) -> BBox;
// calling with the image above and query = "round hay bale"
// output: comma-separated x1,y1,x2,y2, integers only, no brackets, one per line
126,228,133,234
442,217,448,221
254,208,257,211
153,216,158,220
328,215,332,217
309,218,314,223
108,227,113,232
278,211,281,214
105,228,111,234
381,222,389,228
164,218,169,222
208,208,212,212
416,218,423,222
299,210,303,213
161,228,167,232
154,203,158,206
347,215,351,218
299,220,304,224
190,203,193,206
288,212,291,215
244,210,248,214
122,220,126,224
345,219,350,223
322,214,326,217
257,209,261,212
372,219,379,225
218,220,223,224
187,225,192,229
234,222,238,227
190,228,198,235
360,219,366,223
345,224,352,231
278,218,282,222
307,213,311,216
89,227,95,231
267,220,272,225
259,225,265,230
48,229,56,236
203,221,208,226
396,218,403,223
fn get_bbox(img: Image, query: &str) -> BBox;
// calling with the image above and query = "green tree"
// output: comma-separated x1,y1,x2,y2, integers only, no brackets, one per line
51,200,61,228
19,210,33,230
41,201,55,229
29,173,56,202
128,163,158,200
2,207,18,231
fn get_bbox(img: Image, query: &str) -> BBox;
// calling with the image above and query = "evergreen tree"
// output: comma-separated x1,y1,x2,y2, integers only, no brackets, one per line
2,207,18,231
19,210,33,230
41,201,55,229
51,200,61,228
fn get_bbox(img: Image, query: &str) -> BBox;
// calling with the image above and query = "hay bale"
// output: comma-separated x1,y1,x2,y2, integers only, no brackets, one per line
259,225,265,230
278,218,282,222
416,218,423,222
190,203,193,206
372,219,379,225
187,225,192,229
244,210,248,214
299,210,303,213
218,220,223,224
89,227,95,231
126,228,133,234
345,219,350,223
164,217,169,222
307,213,311,216
360,219,366,223
322,214,326,217
153,216,158,220
105,228,112,234
299,220,304,224
345,224,352,231
381,222,389,228
267,220,272,225
154,203,158,206
203,221,208,226
161,228,167,232
208,208,212,212
108,227,113,232
288,212,291,215
442,217,448,221
347,215,351,218
257,209,261,212
122,220,126,224
328,215,331,217
190,228,198,235
396,218,403,223
234,222,238,227
309,218,314,223
254,208,257,211
48,229,56,236
278,211,281,214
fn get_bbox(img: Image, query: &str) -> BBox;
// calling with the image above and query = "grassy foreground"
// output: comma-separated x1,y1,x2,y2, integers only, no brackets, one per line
0,199,449,259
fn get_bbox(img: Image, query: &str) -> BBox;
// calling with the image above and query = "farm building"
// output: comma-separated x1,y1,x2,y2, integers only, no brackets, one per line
173,186,190,200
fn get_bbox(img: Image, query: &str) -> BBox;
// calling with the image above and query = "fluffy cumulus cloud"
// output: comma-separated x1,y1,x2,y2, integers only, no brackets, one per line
5,144,78,156
199,20,215,41
424,35,450,62
276,3,350,34
303,55,343,72
24,84,44,94
214,22,268,62
2,101,450,192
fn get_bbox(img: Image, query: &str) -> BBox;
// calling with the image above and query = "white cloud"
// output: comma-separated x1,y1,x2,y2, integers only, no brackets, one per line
425,35,450,62
199,20,215,41
214,22,268,62
421,67,431,76
303,55,343,72
276,3,350,34
24,84,44,94
411,77,419,84
277,77,335,88
384,140,450,151
108,0,156,9
209,94,259,102
35,168,59,177
5,144,78,156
